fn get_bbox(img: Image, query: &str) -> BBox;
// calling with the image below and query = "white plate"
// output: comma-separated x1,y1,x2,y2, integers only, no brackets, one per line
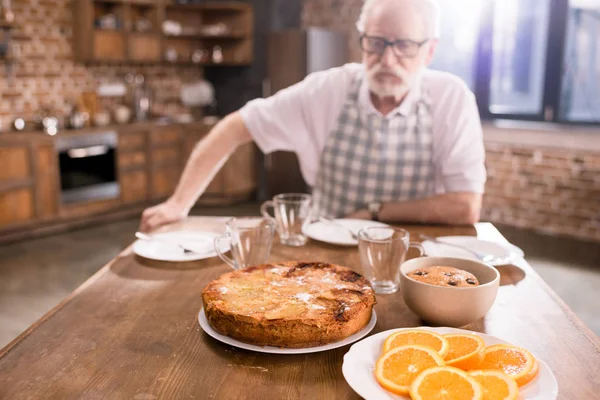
342,326,558,400
198,308,377,354
132,231,228,262
422,236,525,266
302,219,390,246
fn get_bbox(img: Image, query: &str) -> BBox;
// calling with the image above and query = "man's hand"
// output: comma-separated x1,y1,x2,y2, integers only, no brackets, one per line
345,209,371,220
139,199,189,232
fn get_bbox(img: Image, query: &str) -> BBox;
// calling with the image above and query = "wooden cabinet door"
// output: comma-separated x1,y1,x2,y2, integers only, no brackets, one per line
35,145,59,219
221,143,256,196
128,33,161,62
151,166,180,200
94,31,126,61
0,146,30,182
118,151,147,171
0,144,35,227
0,189,34,225
121,170,148,204
149,128,181,147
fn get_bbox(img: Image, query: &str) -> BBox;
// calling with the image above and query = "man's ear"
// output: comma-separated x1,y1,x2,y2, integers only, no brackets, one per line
424,39,439,65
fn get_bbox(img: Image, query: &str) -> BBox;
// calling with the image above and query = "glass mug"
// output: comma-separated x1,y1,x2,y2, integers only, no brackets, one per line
357,227,424,294
214,217,275,270
260,193,312,247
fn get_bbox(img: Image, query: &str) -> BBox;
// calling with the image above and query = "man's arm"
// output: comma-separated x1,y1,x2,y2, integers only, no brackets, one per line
347,192,482,225
139,112,251,232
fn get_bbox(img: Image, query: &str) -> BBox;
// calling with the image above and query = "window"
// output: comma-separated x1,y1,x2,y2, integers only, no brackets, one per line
431,0,599,125
560,1,600,122
489,0,551,115
429,0,484,90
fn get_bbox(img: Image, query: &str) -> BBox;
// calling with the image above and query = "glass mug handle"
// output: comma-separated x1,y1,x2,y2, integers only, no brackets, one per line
214,233,237,270
409,242,425,257
260,200,276,224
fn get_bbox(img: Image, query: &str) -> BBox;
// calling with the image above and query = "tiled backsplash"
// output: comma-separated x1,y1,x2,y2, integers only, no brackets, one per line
302,0,600,243
0,0,202,132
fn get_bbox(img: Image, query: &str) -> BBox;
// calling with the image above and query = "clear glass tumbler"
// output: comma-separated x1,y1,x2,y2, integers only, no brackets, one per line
358,227,424,294
260,193,312,246
214,217,275,270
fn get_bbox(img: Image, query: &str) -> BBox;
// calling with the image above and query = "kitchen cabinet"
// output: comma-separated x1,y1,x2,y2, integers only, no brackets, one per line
73,0,253,65
0,189,34,226
36,145,60,219
0,121,257,243
121,170,148,204
182,122,256,206
118,127,150,205
0,141,59,228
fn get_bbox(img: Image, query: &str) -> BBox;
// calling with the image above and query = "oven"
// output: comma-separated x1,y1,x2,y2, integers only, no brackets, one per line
56,131,120,204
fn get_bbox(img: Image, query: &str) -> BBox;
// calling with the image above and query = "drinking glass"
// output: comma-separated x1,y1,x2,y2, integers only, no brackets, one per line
214,217,275,270
358,227,424,294
260,193,312,246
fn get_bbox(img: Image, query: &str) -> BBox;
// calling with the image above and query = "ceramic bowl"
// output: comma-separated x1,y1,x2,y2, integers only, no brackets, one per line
400,257,500,327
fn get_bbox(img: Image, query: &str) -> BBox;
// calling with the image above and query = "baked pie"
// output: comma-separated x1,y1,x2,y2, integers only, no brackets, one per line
202,261,376,348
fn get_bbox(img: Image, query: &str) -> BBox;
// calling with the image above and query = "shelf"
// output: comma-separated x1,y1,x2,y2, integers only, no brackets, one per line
128,0,160,6
0,22,16,30
11,32,31,41
165,2,252,12
74,0,253,65
129,31,161,36
164,32,248,40
164,60,250,66
93,0,128,4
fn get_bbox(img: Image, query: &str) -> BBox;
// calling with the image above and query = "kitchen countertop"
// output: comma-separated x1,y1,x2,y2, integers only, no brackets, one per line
0,119,219,144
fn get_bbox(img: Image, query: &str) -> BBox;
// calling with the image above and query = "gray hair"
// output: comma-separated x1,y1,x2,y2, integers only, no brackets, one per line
356,0,441,38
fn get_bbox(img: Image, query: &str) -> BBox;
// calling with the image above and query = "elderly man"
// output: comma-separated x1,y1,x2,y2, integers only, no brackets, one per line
140,0,486,232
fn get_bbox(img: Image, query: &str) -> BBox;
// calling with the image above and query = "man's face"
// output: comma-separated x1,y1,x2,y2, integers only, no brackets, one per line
362,2,437,100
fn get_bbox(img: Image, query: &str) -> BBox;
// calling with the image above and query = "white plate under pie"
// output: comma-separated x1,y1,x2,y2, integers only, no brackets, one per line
342,326,558,400
132,231,229,262
302,219,390,246
198,308,377,354
421,236,525,266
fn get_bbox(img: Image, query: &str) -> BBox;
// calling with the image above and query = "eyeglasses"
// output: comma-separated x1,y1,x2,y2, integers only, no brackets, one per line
359,35,429,58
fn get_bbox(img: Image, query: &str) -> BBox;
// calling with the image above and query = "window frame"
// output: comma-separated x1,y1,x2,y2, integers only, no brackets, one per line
472,0,598,125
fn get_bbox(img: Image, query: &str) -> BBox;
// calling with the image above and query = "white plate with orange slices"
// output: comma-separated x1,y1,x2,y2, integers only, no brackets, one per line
342,327,558,400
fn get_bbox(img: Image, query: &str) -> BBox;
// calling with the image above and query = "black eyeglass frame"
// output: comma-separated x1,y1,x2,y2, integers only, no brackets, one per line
359,34,430,58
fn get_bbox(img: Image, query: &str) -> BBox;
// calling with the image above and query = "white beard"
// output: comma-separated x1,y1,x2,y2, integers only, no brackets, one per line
366,63,419,101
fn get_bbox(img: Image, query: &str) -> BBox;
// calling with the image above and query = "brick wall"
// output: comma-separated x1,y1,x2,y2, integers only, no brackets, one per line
0,0,202,132
483,143,600,243
302,0,600,243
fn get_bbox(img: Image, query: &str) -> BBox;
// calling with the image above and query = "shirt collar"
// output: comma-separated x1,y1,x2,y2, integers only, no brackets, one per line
358,69,423,118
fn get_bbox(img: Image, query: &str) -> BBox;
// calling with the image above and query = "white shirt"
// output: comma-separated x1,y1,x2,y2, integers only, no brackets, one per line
240,63,486,194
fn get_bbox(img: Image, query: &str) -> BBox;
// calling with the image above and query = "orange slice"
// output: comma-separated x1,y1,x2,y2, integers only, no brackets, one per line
374,345,445,396
383,329,449,356
443,333,486,370
410,365,483,400
479,344,538,386
469,369,519,400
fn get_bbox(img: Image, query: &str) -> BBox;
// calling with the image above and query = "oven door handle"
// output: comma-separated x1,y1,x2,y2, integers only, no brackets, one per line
66,145,110,159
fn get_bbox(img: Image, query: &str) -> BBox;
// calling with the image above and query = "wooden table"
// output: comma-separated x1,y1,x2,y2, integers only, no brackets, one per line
1,217,598,399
